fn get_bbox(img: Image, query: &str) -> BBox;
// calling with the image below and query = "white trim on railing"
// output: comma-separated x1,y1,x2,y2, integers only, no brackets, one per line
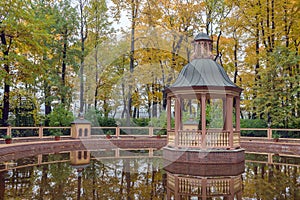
0,126,299,140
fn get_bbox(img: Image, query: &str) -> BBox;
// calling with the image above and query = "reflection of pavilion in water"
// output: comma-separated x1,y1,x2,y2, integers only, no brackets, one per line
164,161,244,200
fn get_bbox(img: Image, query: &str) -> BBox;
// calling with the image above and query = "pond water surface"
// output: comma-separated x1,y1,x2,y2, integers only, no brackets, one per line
0,149,299,199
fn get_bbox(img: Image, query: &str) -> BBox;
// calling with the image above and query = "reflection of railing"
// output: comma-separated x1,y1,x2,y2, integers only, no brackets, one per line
167,173,243,198
178,176,202,195
206,178,231,195
0,148,161,172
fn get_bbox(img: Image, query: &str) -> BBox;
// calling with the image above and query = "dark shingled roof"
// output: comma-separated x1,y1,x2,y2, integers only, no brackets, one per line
170,59,239,88
194,32,211,41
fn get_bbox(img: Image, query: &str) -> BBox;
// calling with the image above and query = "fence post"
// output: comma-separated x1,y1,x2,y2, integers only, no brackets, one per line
149,148,153,157
115,148,120,158
38,154,43,165
7,126,12,137
149,127,154,137
267,128,272,139
116,126,120,138
39,126,43,138
268,153,273,164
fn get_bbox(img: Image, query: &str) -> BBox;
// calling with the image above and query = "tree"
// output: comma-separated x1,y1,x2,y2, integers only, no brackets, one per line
85,0,112,110
77,0,89,115
0,0,50,126
227,0,300,126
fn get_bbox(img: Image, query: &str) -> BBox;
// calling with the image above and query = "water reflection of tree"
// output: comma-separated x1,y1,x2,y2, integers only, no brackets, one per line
2,156,165,199
81,157,165,199
243,162,300,199
0,171,6,200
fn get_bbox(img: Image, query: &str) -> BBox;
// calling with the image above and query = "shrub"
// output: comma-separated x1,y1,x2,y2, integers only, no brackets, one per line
240,119,267,137
47,105,74,127
98,117,117,127
47,105,74,136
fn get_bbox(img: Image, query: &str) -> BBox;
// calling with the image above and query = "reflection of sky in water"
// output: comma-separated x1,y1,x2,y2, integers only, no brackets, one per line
0,149,299,199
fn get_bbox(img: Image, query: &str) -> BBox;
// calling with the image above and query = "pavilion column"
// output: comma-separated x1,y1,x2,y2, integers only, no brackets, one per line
167,97,172,130
235,96,240,132
222,98,226,130
175,97,181,147
201,94,206,148
235,96,241,148
226,95,233,148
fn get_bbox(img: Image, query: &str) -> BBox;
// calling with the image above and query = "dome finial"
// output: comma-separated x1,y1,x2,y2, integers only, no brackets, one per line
200,24,206,33
192,29,213,59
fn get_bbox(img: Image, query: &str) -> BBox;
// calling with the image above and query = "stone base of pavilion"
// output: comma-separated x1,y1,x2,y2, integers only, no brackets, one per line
164,159,245,177
163,146,245,164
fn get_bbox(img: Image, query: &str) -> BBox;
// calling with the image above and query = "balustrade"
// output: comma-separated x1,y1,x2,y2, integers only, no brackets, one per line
233,131,240,147
173,130,232,149
178,177,202,195
206,130,230,148
178,130,202,147
167,130,175,145
167,173,243,197
206,179,231,195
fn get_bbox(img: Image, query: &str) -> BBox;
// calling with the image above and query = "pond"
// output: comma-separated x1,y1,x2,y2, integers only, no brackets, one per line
0,149,299,199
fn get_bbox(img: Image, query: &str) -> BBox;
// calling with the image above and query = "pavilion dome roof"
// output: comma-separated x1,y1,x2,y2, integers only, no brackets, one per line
170,58,241,89
194,32,211,41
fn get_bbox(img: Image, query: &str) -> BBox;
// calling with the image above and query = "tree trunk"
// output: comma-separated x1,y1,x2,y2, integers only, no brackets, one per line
61,28,68,105
0,172,5,200
252,11,260,119
94,47,99,109
233,30,238,84
1,31,11,126
79,0,87,115
214,30,222,61
127,0,138,124
44,80,52,126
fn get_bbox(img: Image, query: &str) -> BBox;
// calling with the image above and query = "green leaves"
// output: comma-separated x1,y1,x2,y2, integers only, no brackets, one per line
47,105,74,127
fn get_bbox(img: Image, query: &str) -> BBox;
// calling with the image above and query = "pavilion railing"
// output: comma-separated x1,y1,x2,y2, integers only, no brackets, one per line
206,130,230,148
178,130,202,148
233,131,240,147
176,130,231,149
168,130,175,145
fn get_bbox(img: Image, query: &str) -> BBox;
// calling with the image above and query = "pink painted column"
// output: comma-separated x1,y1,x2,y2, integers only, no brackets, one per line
174,97,181,147
167,97,171,130
179,98,183,130
222,98,227,130
235,96,241,148
201,94,206,148
235,97,240,132
226,95,233,148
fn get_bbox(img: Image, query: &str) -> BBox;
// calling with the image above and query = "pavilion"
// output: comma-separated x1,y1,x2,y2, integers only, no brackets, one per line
163,32,245,164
